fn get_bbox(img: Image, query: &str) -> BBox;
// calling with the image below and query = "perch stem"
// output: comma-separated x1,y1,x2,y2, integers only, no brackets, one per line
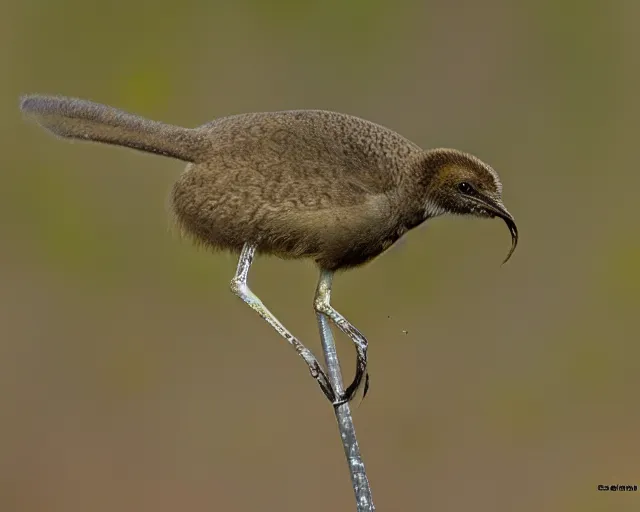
317,310,375,511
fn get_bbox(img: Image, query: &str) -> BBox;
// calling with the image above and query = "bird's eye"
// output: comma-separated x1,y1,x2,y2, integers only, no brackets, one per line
458,182,475,195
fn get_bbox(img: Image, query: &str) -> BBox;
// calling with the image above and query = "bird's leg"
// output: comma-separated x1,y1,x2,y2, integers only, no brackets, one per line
230,243,339,403
314,270,369,403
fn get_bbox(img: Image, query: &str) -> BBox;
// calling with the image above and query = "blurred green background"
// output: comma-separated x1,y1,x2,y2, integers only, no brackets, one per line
2,0,639,510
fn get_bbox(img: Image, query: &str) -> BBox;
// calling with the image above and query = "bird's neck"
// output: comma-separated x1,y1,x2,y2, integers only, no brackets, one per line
392,157,443,229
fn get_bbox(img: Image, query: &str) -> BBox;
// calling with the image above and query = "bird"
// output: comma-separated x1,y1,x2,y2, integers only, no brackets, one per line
19,94,518,405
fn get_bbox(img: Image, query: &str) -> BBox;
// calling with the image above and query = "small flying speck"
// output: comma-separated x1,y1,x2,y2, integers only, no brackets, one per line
402,330,408,335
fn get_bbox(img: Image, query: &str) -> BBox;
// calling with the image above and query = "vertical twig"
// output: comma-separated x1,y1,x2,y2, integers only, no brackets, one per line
317,313,375,511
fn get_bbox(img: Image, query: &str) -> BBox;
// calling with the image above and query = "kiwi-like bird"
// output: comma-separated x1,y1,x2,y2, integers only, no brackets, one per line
19,94,518,404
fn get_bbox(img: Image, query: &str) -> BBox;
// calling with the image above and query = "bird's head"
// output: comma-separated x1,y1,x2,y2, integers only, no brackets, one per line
421,148,518,264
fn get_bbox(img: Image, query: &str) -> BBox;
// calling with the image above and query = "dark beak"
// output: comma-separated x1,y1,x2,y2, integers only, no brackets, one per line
483,198,518,264
499,210,518,264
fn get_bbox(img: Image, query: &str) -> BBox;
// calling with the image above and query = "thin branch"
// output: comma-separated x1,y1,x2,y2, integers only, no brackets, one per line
317,312,375,511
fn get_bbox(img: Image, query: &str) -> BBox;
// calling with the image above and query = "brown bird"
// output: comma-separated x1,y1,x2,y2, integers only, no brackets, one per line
19,94,518,404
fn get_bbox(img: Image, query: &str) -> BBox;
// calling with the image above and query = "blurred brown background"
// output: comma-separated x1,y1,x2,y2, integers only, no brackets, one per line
2,0,639,510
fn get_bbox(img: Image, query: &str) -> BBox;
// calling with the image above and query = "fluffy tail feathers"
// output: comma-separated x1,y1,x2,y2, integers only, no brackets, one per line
20,95,205,163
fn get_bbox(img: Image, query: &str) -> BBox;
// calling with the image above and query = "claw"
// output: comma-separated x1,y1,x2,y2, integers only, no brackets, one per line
332,396,348,407
362,372,370,400
314,366,338,403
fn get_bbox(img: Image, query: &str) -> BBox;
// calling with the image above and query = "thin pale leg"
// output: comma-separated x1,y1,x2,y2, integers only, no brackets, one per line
314,270,369,403
230,243,339,403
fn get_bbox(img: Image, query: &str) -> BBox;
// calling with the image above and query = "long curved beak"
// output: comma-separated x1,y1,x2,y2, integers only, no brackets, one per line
498,210,518,264
483,199,518,264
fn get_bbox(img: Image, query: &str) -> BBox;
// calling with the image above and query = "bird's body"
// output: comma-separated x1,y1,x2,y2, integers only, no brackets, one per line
172,109,425,271
19,94,518,404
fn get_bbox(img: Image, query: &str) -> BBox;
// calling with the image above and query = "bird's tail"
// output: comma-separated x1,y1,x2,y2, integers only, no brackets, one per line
20,94,206,163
